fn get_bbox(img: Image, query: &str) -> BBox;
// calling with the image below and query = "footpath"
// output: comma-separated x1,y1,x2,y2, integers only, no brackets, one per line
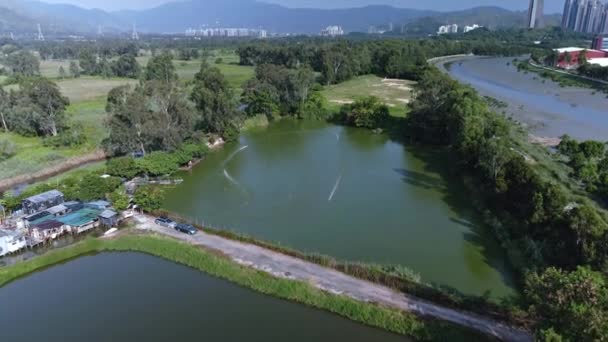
133,214,532,342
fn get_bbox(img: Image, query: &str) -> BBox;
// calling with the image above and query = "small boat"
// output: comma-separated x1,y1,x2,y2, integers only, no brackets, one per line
104,228,118,236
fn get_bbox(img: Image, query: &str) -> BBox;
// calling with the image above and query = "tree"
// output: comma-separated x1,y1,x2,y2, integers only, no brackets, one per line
564,51,572,66
108,186,130,211
191,62,239,133
0,88,8,132
58,66,66,79
69,61,80,78
578,50,588,66
79,50,98,75
111,54,141,78
4,50,40,77
339,96,389,129
525,267,608,341
105,81,195,156
241,79,280,118
134,185,165,212
144,53,177,84
18,78,70,136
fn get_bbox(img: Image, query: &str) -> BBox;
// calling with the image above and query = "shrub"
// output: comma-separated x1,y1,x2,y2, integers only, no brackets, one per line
0,139,16,160
136,152,179,176
134,185,165,212
106,157,140,179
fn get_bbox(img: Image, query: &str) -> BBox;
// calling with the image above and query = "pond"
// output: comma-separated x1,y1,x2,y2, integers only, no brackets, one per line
0,253,411,342
164,120,515,298
446,56,608,141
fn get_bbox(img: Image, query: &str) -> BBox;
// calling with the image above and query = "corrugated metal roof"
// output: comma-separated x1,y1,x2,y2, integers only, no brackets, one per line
99,210,118,219
46,204,68,215
33,220,64,231
24,190,64,204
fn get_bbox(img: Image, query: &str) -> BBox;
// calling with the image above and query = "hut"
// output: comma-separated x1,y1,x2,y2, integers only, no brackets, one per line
0,229,27,257
99,210,119,227
22,190,64,215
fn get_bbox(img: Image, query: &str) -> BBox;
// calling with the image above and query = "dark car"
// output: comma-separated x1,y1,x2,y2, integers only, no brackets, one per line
175,223,197,235
155,216,176,228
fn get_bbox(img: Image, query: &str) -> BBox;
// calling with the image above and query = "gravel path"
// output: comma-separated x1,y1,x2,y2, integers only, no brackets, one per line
134,214,531,342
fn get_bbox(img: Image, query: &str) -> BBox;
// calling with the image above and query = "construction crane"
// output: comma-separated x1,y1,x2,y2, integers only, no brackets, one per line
36,24,44,41
131,23,139,40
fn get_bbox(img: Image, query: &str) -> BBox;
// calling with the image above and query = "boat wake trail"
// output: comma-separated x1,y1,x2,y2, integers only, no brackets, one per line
328,174,343,201
224,169,239,186
223,145,248,186
224,145,249,165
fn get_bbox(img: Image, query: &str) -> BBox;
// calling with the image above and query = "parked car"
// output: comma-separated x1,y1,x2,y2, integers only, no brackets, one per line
175,223,197,235
155,216,176,228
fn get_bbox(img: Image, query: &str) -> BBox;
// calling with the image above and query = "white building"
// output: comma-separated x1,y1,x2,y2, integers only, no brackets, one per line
185,27,267,38
320,26,344,37
438,24,459,34
0,229,27,257
464,24,482,33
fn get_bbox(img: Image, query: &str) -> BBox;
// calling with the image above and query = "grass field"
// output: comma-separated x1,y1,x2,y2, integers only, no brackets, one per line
136,51,254,90
58,76,138,103
0,132,94,180
40,59,73,78
322,75,415,117
0,234,482,341
0,76,133,181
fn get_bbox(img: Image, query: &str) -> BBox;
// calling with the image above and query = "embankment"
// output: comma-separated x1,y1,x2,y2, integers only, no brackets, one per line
0,233,489,341
0,150,106,193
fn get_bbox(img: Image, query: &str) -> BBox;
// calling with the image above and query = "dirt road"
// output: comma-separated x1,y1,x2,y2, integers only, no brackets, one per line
133,214,532,342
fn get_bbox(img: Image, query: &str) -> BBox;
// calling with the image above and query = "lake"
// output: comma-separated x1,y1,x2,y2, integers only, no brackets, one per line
0,253,410,342
446,56,608,141
164,120,515,298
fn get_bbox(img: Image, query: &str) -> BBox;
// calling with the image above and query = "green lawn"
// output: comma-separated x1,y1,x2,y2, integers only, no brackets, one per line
321,75,415,118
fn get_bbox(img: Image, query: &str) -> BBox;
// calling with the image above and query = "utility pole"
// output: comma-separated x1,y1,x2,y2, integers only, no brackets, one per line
36,23,45,41
131,23,139,40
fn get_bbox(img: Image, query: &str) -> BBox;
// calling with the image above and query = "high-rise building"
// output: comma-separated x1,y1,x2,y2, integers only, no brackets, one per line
527,0,544,28
562,0,608,33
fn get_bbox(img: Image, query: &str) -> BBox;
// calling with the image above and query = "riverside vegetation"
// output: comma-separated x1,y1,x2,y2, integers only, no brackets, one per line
2,29,608,340
0,234,486,341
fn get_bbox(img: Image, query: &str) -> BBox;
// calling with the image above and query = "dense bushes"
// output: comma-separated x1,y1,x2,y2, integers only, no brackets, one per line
241,64,323,119
406,66,608,340
337,96,389,129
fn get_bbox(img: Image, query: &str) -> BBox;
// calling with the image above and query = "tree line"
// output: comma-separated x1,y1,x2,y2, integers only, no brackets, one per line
406,67,608,341
237,38,541,85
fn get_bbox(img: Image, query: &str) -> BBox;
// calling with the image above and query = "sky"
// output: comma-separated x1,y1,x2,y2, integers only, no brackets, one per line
38,0,565,13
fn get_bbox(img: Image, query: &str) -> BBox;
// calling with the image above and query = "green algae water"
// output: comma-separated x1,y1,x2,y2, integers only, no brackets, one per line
164,120,516,298
0,253,411,341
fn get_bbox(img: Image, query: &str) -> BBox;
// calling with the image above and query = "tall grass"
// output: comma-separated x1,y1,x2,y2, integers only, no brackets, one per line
0,234,487,341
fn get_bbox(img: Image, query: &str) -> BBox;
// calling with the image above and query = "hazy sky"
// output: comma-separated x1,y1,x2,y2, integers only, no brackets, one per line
38,0,565,13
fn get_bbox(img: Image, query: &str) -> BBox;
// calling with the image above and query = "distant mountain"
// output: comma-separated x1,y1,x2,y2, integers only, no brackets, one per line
113,0,435,34
0,6,37,33
0,0,126,33
0,0,562,36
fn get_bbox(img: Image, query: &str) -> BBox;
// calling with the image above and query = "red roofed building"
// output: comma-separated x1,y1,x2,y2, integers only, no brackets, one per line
554,47,608,69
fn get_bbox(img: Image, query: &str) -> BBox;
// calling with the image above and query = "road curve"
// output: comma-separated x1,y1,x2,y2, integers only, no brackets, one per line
133,214,532,342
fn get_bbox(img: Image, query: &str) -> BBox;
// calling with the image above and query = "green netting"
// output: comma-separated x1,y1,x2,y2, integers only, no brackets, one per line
57,208,101,227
